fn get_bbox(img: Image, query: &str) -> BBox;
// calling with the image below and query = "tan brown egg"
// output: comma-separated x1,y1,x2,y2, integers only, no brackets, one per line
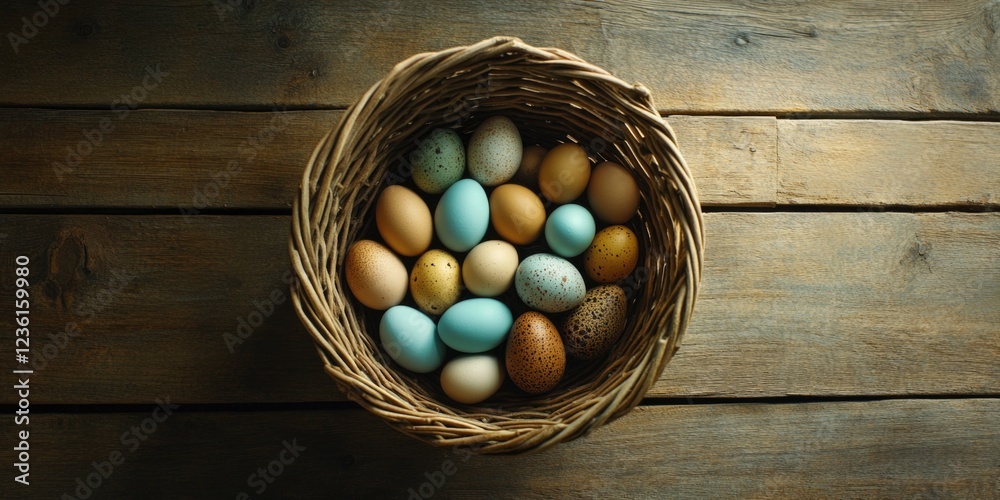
587,161,641,224
561,285,628,361
512,145,547,190
584,225,639,284
409,249,462,315
538,143,591,204
375,185,433,257
489,183,546,245
505,312,566,394
344,240,408,310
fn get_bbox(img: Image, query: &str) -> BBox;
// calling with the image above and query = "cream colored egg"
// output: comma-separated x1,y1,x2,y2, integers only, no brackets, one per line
440,354,505,404
462,240,519,297
345,240,408,310
410,249,462,315
375,185,433,257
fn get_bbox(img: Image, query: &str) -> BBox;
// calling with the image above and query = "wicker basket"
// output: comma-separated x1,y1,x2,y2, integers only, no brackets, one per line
290,36,703,454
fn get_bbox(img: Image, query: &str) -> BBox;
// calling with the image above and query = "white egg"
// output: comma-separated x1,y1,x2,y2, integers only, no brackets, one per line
440,354,505,404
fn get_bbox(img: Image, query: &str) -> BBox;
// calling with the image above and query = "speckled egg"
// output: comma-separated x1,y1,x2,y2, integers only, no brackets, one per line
462,240,519,297
506,312,566,394
514,253,586,313
409,249,462,315
489,184,546,245
375,185,433,257
411,128,466,194
344,240,408,310
561,285,628,361
584,225,639,284
467,116,522,186
512,145,547,190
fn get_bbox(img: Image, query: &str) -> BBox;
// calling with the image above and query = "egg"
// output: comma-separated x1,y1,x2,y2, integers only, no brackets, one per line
514,253,586,313
538,143,591,204
587,161,641,223
462,240,519,297
561,285,628,361
489,184,546,245
410,128,466,195
379,305,446,373
467,116,522,186
409,249,462,315
375,185,433,257
584,225,640,284
512,145,547,190
437,298,513,353
344,240,408,310
434,178,490,252
544,204,596,258
506,312,566,394
440,354,505,404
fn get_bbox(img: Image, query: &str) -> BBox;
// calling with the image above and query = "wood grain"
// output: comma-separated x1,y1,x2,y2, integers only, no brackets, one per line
779,120,1000,207
5,109,1000,210
0,110,776,209
0,1,997,114
7,400,999,498
2,212,996,405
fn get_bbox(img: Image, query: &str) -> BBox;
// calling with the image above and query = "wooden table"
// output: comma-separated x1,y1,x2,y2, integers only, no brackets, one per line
2,1,998,498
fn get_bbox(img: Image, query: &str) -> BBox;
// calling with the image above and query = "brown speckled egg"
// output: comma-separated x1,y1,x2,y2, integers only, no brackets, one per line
562,285,628,360
506,312,566,394
345,240,409,310
409,249,462,315
584,225,639,284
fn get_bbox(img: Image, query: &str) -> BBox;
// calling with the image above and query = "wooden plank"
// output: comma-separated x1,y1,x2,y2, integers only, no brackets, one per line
1,212,997,404
671,115,777,207
6,400,999,497
0,1,997,114
778,120,1000,207
0,110,775,208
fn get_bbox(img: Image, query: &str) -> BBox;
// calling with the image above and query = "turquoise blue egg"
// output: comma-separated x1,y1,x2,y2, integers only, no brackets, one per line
544,204,596,257
437,298,513,353
434,178,489,252
515,253,586,313
379,305,446,373
411,128,466,195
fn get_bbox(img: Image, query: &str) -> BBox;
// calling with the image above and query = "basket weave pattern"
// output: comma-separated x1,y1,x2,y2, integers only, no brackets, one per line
290,36,704,454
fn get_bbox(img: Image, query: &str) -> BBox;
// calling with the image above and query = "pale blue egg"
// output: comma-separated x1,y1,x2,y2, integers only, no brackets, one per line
379,305,446,373
434,178,489,252
515,253,586,313
545,204,596,257
411,128,466,194
437,298,513,353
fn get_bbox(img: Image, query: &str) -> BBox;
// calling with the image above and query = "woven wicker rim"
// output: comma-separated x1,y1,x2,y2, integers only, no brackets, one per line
290,36,704,454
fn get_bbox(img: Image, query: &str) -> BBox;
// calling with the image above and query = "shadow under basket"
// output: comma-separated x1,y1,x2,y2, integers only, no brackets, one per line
290,36,704,454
